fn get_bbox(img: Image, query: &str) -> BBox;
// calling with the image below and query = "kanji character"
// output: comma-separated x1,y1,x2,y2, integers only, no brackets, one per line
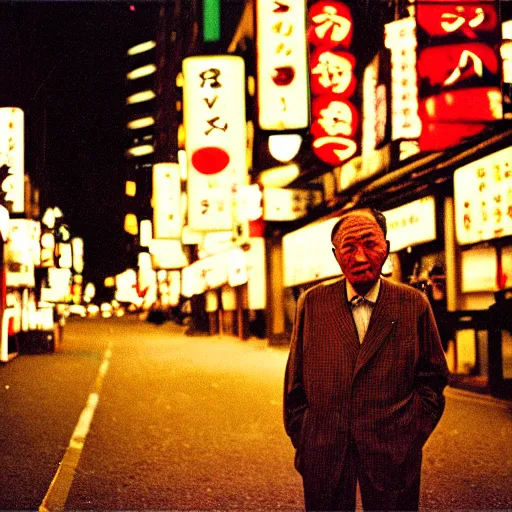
312,5,351,43
311,51,354,94
444,50,483,86
318,100,354,136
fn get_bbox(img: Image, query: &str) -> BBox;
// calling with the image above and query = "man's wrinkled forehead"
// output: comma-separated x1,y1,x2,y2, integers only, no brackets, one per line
333,212,384,246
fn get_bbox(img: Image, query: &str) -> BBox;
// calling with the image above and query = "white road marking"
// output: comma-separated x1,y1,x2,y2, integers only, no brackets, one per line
39,341,112,512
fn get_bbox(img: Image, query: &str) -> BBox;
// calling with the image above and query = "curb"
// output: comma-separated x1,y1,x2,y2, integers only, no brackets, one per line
446,386,512,408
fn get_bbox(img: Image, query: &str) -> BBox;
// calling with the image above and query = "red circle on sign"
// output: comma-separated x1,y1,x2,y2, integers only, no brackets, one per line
191,147,230,175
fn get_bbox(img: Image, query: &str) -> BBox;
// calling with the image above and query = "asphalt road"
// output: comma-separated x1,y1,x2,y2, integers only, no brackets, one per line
1,315,511,511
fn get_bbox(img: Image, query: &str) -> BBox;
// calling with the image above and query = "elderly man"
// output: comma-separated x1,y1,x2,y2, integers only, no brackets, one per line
284,207,449,511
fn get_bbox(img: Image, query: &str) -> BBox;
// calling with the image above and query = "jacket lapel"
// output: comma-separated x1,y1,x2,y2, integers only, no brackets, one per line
332,278,360,351
353,278,397,378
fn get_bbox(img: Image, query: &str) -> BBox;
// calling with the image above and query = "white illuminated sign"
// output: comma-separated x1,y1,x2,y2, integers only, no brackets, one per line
5,219,38,287
200,231,233,258
181,247,248,297
0,108,25,213
45,268,72,302
181,262,205,298
58,243,72,269
454,146,512,245
256,0,309,130
283,217,341,287
383,196,437,253
115,269,142,305
502,22,512,86
227,248,247,287
183,55,247,231
0,205,8,242
362,54,379,164
153,163,182,239
461,246,498,293
140,219,152,247
71,237,84,274
384,18,421,141
148,239,189,270
246,237,266,310
263,188,311,221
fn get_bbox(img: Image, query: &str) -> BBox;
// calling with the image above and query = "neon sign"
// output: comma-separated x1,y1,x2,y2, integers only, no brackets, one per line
308,1,358,166
416,0,502,151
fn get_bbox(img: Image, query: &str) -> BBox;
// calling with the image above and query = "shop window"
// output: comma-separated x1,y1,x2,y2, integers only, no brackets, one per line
456,329,477,374
461,245,497,293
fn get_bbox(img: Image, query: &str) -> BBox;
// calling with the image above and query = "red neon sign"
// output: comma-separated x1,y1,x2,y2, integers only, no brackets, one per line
308,1,358,166
416,0,502,151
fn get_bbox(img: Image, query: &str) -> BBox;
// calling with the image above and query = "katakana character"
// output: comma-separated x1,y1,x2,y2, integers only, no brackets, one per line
205,117,228,135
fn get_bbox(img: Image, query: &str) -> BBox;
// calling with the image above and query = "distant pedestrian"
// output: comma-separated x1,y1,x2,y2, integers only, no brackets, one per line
284,207,449,511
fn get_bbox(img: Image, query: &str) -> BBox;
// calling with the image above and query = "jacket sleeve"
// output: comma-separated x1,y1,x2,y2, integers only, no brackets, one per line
415,299,450,443
283,291,308,449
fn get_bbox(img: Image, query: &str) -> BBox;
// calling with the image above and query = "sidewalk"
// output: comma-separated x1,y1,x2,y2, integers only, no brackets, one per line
445,385,512,408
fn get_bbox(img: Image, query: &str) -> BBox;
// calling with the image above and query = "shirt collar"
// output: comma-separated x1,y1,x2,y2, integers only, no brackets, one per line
346,279,381,304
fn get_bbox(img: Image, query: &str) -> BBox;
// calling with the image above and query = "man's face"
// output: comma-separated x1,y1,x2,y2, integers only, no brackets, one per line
332,213,389,293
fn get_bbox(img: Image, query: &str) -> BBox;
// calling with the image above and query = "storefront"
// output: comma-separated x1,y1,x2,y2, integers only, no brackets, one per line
180,238,267,339
451,145,512,396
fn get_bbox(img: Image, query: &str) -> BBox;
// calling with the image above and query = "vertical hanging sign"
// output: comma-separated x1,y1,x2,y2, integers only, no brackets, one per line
183,55,247,231
384,17,422,142
308,1,359,166
0,108,24,213
153,162,182,238
255,0,309,130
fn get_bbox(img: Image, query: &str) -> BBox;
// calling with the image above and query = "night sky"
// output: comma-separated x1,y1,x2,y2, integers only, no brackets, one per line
0,1,161,295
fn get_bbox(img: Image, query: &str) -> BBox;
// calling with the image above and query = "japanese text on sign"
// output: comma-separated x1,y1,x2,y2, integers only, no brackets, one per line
256,0,309,130
454,146,512,245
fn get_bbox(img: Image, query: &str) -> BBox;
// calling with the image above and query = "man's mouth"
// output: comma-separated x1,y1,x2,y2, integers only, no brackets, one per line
351,265,371,275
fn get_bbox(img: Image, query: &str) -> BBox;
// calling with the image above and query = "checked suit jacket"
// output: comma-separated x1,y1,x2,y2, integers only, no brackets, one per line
284,277,449,507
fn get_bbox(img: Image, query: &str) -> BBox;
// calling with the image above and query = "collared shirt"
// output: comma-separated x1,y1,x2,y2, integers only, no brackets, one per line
346,279,380,344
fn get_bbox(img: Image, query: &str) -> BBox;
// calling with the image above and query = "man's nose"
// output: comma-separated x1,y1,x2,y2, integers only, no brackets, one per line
353,244,367,261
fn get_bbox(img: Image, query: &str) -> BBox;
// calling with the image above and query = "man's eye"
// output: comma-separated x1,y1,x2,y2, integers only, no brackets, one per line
365,240,376,249
341,244,355,253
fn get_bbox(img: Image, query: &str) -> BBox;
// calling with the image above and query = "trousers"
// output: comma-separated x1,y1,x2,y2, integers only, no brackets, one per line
304,443,421,512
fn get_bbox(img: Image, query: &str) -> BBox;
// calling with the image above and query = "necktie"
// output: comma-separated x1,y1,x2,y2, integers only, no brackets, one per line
349,295,374,308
